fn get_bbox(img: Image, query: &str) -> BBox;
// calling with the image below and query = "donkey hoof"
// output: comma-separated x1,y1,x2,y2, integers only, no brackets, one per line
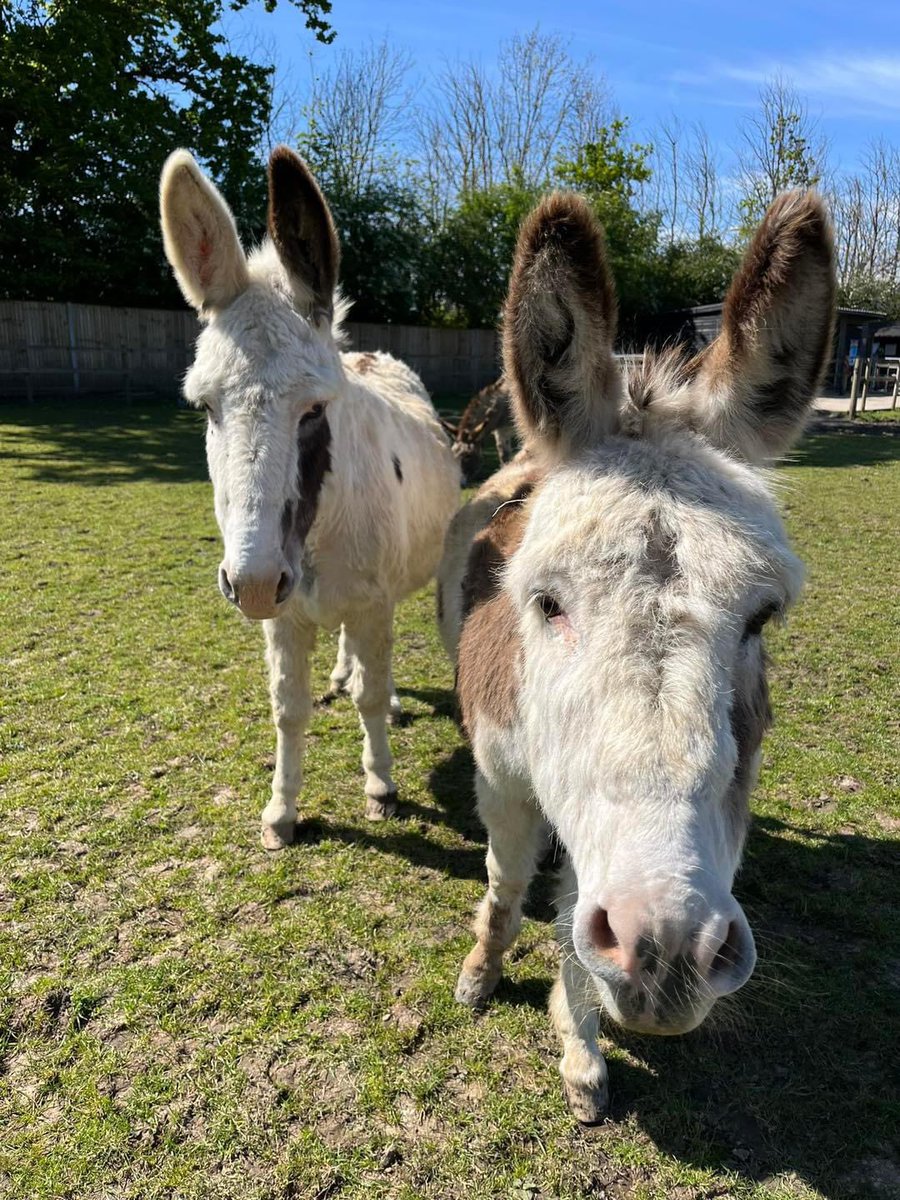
454,964,501,1010
365,790,398,821
260,820,296,851
563,1078,609,1125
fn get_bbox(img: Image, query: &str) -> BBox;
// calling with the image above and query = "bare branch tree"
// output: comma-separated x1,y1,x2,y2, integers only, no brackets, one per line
301,39,413,194
737,74,830,229
419,27,610,201
683,123,730,240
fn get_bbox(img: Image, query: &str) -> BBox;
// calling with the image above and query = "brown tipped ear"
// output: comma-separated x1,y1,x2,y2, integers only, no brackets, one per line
159,150,249,316
503,191,620,451
268,146,340,317
689,190,836,463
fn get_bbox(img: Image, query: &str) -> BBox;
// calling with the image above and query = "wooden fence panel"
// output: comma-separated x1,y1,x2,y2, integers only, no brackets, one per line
0,299,501,400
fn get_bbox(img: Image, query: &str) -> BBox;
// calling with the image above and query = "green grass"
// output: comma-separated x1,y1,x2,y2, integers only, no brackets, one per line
848,407,900,423
0,398,897,1200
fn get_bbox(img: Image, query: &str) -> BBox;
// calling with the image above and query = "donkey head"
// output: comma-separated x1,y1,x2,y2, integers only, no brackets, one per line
160,146,342,619
503,191,834,1034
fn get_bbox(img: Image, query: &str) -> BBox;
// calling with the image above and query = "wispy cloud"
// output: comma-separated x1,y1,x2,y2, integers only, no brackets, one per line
671,53,900,119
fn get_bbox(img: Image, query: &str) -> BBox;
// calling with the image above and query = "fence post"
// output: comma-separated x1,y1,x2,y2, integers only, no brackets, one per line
859,353,872,412
892,369,899,411
848,356,861,418
66,302,80,394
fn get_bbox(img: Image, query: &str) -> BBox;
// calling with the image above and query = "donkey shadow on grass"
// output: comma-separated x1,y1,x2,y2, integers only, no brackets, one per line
573,817,895,1199
299,748,897,1198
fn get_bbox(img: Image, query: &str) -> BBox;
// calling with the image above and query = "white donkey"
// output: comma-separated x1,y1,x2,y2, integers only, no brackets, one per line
160,146,459,848
439,189,835,1118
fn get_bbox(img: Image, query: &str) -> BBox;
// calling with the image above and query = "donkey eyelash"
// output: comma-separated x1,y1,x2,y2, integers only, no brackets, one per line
532,592,564,621
742,601,782,640
300,403,326,425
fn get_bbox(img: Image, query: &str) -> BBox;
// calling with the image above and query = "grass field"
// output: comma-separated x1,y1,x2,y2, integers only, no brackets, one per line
1,398,897,1200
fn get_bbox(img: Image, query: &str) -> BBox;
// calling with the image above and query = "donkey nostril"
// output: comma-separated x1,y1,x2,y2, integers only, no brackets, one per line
589,907,619,954
711,923,741,975
705,917,756,996
275,570,294,605
219,566,237,605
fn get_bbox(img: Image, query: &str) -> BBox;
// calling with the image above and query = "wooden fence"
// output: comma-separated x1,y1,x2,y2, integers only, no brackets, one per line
0,300,501,401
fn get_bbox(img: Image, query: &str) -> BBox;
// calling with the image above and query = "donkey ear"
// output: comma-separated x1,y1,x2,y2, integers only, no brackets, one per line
268,146,340,317
503,192,620,451
159,150,249,316
689,191,836,463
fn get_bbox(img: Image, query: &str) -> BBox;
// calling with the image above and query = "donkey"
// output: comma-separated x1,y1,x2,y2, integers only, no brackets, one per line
443,378,518,485
439,189,835,1118
160,146,459,849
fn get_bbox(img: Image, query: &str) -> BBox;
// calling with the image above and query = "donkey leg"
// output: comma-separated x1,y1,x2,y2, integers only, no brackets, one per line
343,609,397,820
327,624,353,697
551,867,609,1122
260,616,316,851
387,668,403,725
455,770,543,1009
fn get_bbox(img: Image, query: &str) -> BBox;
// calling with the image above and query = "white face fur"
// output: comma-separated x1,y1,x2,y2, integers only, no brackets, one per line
506,433,803,1030
182,257,343,618
160,146,345,620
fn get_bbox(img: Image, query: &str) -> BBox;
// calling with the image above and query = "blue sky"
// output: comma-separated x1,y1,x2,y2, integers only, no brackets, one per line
228,0,900,173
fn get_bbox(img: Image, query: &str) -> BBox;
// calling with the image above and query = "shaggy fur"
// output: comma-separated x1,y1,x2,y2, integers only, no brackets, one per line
440,188,835,1120
160,146,459,846
445,378,518,485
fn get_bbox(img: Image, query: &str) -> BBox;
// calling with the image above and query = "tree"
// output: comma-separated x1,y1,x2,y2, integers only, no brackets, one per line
298,40,413,197
420,29,610,207
0,0,334,306
430,177,540,327
323,178,436,324
555,120,660,328
737,75,828,234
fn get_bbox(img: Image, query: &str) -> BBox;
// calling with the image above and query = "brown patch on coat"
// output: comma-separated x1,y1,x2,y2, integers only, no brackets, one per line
281,410,333,552
267,146,339,316
348,352,378,376
457,475,539,733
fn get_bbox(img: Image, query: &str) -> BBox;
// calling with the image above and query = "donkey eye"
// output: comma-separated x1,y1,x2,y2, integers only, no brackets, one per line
537,593,564,621
300,403,325,426
743,601,780,640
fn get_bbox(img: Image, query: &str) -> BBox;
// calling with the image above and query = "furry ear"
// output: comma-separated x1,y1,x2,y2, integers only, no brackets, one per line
687,190,836,463
159,150,249,316
268,146,340,318
503,191,620,452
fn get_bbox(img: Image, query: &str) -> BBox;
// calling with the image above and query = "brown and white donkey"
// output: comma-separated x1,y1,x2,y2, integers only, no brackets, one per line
438,189,835,1119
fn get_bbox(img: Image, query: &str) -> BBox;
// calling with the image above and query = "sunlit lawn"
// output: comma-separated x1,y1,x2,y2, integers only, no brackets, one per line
0,398,897,1199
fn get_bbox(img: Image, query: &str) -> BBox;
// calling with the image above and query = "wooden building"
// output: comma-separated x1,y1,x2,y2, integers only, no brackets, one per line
656,303,887,393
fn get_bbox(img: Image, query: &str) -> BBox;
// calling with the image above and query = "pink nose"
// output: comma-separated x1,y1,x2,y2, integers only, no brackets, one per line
580,898,756,998
218,563,294,619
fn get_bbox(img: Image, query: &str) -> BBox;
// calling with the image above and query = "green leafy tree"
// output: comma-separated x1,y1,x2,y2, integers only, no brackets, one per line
839,273,899,322
322,176,436,324
0,0,333,306
430,176,539,327
737,77,827,236
654,236,742,313
554,120,660,331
